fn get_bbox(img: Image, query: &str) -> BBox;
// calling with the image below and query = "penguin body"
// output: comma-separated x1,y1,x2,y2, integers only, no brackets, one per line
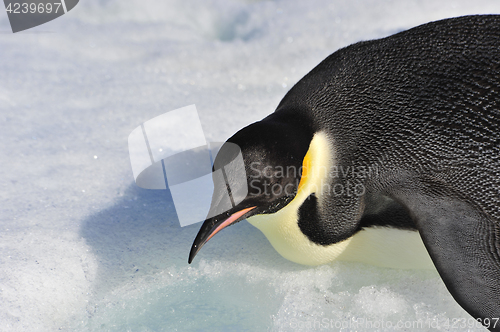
189,15,500,331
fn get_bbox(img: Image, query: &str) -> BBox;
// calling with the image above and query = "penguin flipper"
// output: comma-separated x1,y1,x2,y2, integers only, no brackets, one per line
398,191,500,331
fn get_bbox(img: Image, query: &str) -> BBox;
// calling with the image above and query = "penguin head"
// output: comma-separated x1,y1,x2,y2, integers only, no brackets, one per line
188,113,313,263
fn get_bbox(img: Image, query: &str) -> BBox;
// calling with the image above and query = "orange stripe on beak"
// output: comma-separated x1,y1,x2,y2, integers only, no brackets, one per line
206,206,256,242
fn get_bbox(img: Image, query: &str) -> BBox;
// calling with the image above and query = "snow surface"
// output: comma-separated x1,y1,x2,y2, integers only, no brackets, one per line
1,0,499,331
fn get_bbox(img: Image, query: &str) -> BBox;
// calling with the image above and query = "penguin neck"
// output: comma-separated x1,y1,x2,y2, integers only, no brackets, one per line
247,131,342,265
247,132,434,269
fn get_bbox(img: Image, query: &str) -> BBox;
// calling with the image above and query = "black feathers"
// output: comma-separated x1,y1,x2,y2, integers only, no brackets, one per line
280,15,500,331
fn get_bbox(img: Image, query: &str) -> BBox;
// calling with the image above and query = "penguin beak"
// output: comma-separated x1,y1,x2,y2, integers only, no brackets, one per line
188,206,256,264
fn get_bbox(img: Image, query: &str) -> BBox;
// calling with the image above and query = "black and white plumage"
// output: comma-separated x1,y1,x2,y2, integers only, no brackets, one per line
189,15,500,330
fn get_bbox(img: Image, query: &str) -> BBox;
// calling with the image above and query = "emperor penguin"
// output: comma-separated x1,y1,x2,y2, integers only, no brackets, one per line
188,15,500,331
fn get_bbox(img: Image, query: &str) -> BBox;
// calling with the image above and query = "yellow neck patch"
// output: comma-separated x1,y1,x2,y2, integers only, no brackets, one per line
297,149,311,195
